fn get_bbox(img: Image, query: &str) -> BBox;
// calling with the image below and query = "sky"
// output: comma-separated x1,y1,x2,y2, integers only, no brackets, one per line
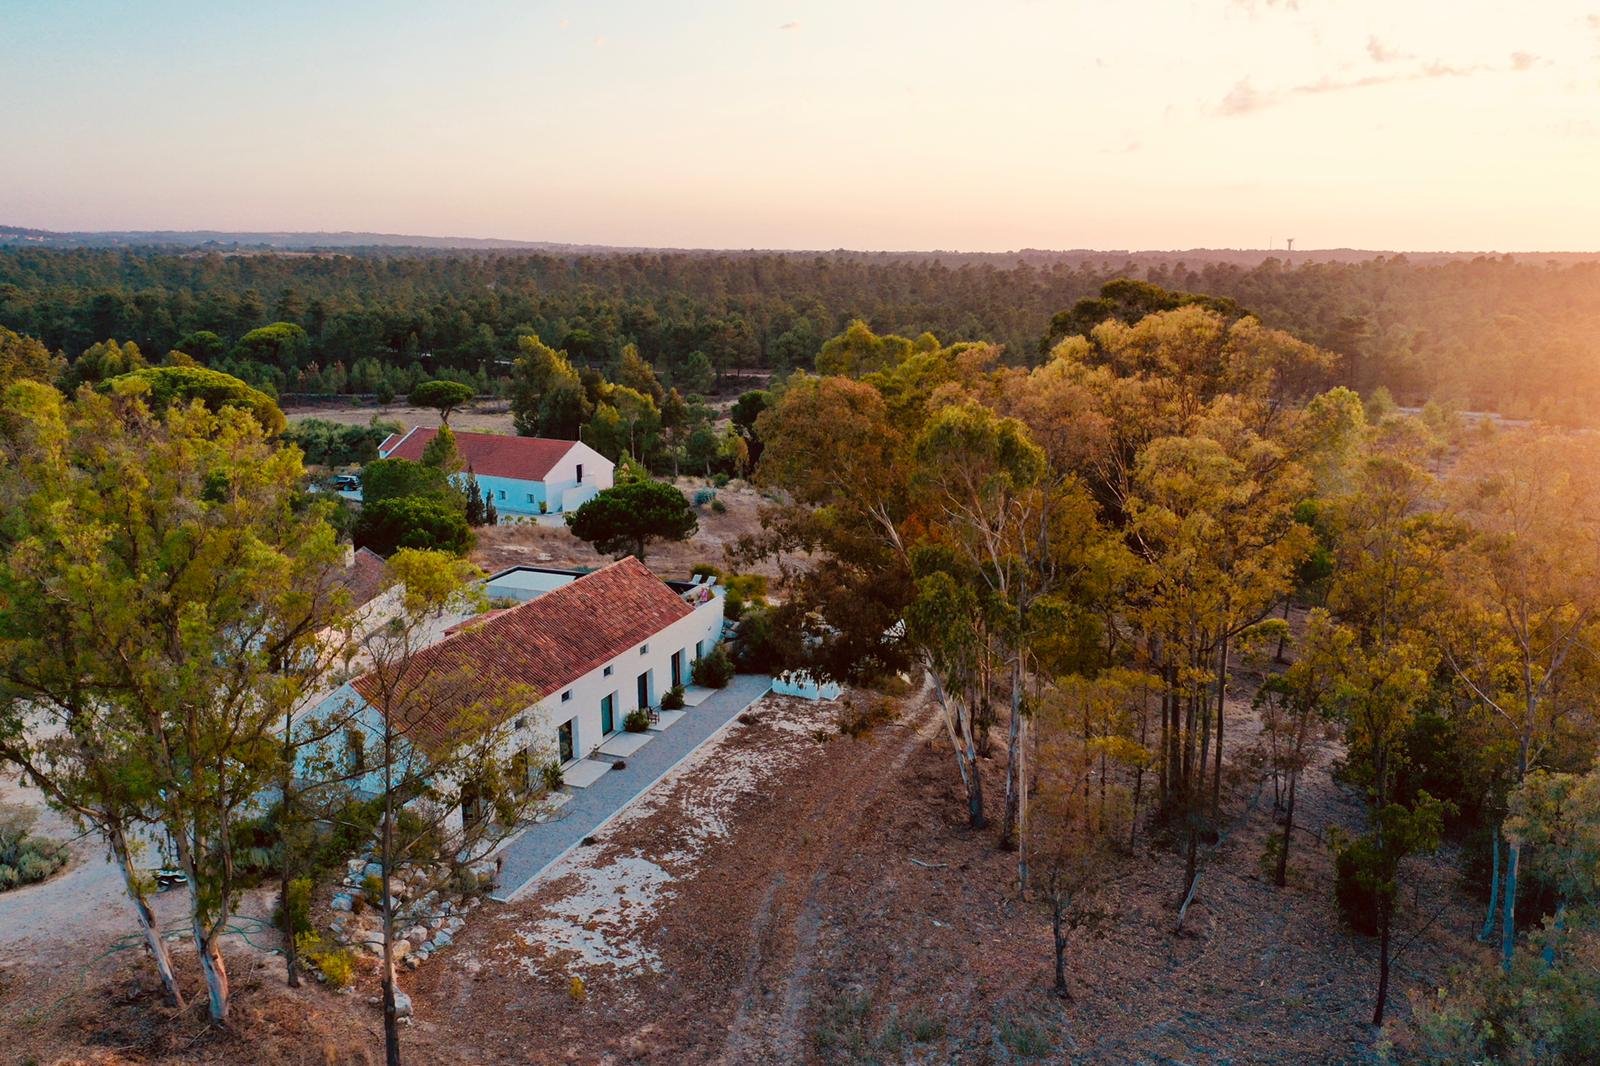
3,0,1598,252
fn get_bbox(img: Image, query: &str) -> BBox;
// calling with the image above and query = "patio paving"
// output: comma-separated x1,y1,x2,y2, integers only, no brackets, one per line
561,758,614,789
681,685,716,707
650,709,685,730
598,730,653,757
491,673,773,901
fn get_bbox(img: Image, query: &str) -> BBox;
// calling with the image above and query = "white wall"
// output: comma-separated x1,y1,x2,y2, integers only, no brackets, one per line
539,441,614,513
294,589,724,801
512,592,723,770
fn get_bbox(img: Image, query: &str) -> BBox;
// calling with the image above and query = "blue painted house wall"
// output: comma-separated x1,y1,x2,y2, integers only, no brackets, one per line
471,472,548,516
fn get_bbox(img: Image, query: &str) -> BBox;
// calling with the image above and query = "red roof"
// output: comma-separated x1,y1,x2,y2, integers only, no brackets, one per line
351,557,693,747
333,547,390,611
379,428,578,481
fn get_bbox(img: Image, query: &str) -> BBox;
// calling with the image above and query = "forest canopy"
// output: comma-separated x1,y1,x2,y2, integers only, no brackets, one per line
1,247,1598,423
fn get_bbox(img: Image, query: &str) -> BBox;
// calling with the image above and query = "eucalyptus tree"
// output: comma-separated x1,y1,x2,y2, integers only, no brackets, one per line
1442,432,1600,968
0,378,350,1022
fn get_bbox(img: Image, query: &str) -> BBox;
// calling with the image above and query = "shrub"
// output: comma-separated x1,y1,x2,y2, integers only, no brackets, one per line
730,605,789,674
710,498,727,513
712,472,731,488
692,644,735,688
722,573,768,621
298,932,357,990
106,365,287,434
691,562,721,580
661,684,686,710
354,495,473,556
542,761,565,791
1331,834,1381,935
362,873,385,903
279,876,315,937
624,708,651,733
837,697,898,739
0,806,69,892
693,488,716,507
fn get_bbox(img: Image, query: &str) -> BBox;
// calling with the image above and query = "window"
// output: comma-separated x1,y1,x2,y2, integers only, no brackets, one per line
527,493,535,503
603,665,613,677
576,463,584,484
497,489,506,501
639,643,649,655
560,690,572,703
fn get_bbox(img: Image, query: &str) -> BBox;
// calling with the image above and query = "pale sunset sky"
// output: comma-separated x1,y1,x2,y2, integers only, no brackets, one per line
3,0,1598,251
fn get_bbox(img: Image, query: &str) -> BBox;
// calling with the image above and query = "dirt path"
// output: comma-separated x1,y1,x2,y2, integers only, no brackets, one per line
719,690,942,1062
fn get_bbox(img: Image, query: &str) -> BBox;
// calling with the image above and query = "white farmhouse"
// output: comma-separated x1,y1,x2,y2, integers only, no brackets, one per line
377,427,613,518
312,557,724,818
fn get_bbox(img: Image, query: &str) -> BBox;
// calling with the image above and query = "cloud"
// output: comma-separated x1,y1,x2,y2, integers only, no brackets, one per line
1366,36,1411,64
1219,79,1264,116
779,20,800,31
1219,55,1535,116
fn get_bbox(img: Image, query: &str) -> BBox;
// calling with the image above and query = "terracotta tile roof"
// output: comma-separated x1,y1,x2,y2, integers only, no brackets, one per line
379,427,577,482
351,556,693,747
333,547,391,611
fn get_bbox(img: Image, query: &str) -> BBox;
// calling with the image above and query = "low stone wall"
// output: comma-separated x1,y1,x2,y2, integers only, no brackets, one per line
324,854,499,971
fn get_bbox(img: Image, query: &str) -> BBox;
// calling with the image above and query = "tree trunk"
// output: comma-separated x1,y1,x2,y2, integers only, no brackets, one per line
1211,636,1228,821
281,711,301,988
1274,770,1296,888
110,824,184,1008
1479,824,1500,943
1275,599,1290,663
195,923,230,1022
1051,887,1069,998
1000,658,1023,850
1182,825,1198,902
382,728,403,1066
1500,840,1520,973
1372,903,1392,1026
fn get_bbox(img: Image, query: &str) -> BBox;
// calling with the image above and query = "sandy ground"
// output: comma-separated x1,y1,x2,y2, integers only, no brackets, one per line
283,400,518,436
471,477,798,585
5,669,1488,1064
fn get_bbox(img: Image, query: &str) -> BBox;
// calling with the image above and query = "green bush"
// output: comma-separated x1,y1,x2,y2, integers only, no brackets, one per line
106,364,287,434
710,497,727,513
693,488,717,507
625,708,651,733
298,932,357,990
542,761,565,791
279,876,314,937
692,644,735,688
354,495,473,556
661,684,686,710
712,472,731,488
730,605,790,674
691,562,722,580
285,418,400,467
1331,835,1381,935
722,573,768,621
0,807,69,892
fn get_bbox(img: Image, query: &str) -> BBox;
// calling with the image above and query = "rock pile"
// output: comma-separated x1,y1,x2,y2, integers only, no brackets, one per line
324,854,500,971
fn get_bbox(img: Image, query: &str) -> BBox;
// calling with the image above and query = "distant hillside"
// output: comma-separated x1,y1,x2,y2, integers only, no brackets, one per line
3,224,1597,264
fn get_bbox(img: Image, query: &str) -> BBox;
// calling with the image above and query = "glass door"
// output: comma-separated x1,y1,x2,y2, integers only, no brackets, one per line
558,719,575,763
600,693,615,735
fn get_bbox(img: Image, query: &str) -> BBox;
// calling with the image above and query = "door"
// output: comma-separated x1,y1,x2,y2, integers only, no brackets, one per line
636,671,650,710
670,651,684,688
558,719,575,764
600,693,615,735
511,747,530,794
